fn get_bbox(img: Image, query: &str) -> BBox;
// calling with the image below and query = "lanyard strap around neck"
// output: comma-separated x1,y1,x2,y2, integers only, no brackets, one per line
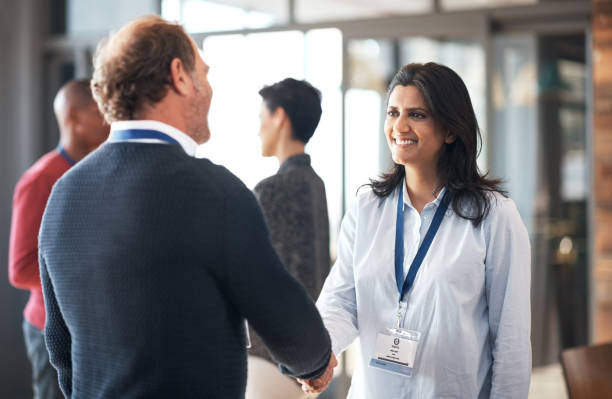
57,145,76,166
109,129,180,145
395,185,450,302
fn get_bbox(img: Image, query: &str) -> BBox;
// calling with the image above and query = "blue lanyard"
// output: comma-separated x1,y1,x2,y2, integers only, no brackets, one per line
108,129,180,145
395,185,450,302
57,145,76,166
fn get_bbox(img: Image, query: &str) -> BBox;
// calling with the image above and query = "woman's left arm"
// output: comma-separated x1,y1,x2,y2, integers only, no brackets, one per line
484,198,532,398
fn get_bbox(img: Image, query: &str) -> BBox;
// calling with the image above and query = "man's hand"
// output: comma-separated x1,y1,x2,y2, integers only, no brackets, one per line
297,352,338,394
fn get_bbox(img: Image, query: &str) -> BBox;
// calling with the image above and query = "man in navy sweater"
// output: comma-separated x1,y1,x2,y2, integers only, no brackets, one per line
38,15,335,398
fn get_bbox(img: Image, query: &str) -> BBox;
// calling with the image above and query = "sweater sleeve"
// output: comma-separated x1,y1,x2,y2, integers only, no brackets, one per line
8,175,50,289
40,254,73,397
221,185,332,380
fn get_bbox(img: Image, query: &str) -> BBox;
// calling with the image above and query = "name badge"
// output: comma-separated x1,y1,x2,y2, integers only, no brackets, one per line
369,328,420,377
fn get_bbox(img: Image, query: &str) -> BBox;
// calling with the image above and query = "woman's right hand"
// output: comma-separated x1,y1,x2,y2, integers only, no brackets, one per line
297,352,338,394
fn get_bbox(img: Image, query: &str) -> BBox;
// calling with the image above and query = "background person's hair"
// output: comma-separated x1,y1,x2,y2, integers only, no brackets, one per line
367,62,505,227
60,79,96,108
54,78,96,119
259,78,322,144
91,15,195,123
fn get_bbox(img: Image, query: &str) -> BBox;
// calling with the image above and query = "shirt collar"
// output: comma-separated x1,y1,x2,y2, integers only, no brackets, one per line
401,178,446,211
278,153,310,173
56,145,77,166
109,120,198,157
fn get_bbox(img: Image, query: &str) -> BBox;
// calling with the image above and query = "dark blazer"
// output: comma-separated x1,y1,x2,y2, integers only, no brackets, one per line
248,154,331,363
38,142,331,399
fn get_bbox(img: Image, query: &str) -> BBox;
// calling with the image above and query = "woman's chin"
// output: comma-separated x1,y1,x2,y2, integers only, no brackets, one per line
392,156,415,166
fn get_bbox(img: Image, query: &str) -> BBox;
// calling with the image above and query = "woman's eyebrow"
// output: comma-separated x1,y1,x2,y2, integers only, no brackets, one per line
386,105,429,112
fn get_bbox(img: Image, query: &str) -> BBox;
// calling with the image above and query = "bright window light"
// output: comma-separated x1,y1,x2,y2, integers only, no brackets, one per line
195,28,344,256
161,0,181,22
197,31,305,189
182,0,247,32
344,89,382,210
161,0,283,32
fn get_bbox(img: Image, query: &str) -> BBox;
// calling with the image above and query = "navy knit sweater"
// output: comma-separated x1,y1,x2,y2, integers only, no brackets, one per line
38,142,331,398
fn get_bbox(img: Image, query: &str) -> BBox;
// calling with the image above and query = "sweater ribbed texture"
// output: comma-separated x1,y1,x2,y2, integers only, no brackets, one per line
39,142,331,399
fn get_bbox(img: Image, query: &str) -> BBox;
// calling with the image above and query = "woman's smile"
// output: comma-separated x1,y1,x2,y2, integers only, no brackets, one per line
392,135,418,146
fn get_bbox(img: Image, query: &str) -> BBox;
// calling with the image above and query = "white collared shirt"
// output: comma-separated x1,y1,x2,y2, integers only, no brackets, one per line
110,120,198,157
316,180,532,398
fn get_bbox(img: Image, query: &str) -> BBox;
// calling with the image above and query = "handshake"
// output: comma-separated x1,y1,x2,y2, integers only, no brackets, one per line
297,352,338,394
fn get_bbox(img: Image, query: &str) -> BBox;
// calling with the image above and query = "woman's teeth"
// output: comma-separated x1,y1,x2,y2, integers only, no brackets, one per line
395,138,417,145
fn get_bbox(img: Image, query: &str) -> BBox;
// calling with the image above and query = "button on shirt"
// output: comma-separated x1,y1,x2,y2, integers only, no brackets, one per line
316,181,531,398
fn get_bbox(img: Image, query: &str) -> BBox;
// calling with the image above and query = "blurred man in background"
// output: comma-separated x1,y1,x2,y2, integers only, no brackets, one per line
8,78,109,399
247,78,332,399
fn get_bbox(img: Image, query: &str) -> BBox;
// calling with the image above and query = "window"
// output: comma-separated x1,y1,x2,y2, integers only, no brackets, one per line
195,28,343,255
161,0,287,32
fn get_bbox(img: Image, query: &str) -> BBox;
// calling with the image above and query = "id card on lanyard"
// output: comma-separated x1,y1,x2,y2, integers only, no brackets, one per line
369,185,450,377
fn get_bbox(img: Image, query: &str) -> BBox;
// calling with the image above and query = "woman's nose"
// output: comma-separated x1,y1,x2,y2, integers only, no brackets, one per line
394,114,411,133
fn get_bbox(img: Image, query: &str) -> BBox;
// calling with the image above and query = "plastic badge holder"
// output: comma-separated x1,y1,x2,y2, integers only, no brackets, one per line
369,327,421,377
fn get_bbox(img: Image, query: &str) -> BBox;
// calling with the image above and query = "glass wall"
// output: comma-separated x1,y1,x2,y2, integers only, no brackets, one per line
344,37,486,208
491,33,589,366
537,33,589,360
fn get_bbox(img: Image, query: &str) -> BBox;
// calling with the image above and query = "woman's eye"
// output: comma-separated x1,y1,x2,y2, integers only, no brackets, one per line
410,112,426,119
387,110,399,117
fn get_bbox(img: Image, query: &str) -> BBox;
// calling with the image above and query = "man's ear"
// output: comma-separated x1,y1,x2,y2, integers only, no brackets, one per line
275,107,295,141
65,108,80,130
169,57,192,96
68,108,88,138
273,107,288,128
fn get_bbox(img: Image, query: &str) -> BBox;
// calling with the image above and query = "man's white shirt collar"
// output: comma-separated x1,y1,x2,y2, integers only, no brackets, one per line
110,120,198,157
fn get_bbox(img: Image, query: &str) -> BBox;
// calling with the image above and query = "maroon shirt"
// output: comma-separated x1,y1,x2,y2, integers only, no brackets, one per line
9,149,71,330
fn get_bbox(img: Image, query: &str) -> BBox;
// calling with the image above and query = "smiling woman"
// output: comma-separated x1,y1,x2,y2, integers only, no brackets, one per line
369,62,504,224
315,62,533,399
384,85,453,204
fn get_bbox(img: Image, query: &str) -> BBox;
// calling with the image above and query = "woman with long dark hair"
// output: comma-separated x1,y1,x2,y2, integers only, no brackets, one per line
312,63,531,397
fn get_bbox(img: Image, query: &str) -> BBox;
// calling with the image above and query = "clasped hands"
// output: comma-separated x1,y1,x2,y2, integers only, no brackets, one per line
297,352,338,394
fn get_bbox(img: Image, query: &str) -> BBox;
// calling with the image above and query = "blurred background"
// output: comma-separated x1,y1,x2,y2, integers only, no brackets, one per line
1,0,610,397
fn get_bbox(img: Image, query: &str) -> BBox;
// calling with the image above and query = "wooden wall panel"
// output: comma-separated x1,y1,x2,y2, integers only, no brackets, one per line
593,0,612,343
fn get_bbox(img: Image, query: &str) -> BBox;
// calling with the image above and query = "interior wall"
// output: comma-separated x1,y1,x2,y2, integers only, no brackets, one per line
0,0,47,397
